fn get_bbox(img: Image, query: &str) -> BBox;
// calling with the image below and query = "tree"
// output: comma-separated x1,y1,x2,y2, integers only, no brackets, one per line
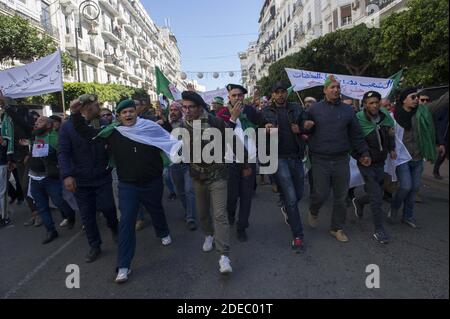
375,0,449,86
307,24,382,76
0,14,75,74
0,15,54,63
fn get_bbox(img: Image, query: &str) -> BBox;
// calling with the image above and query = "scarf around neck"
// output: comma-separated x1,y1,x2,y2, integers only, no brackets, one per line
395,104,418,130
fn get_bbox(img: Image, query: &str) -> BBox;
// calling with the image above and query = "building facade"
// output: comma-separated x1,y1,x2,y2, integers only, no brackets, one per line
240,0,410,91
0,0,184,102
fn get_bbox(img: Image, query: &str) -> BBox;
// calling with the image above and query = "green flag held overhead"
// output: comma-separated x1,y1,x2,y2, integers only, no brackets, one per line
155,67,174,100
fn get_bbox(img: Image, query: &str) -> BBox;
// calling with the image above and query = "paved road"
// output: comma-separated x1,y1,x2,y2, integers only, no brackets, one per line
0,179,448,299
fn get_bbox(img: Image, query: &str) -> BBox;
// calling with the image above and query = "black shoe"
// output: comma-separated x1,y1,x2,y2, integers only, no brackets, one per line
402,218,418,229
433,171,443,180
237,229,248,242
67,217,75,230
351,198,364,219
0,217,12,227
373,229,390,244
186,220,197,231
42,231,58,244
168,193,177,201
85,247,101,263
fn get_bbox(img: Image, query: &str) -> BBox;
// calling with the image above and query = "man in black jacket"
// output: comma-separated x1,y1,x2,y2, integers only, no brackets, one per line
71,99,176,284
303,75,371,242
59,94,119,263
261,81,308,251
224,84,260,242
352,91,397,244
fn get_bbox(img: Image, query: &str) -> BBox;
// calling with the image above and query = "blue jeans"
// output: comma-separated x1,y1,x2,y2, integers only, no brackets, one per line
30,178,76,233
117,178,170,269
391,160,424,220
275,158,305,238
75,183,118,249
170,163,197,222
163,167,176,195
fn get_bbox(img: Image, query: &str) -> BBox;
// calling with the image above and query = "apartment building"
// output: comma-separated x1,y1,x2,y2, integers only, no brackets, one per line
0,0,184,101
240,0,410,90
240,0,323,92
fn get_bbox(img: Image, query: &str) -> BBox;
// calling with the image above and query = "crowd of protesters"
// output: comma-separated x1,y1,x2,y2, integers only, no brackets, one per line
0,77,447,283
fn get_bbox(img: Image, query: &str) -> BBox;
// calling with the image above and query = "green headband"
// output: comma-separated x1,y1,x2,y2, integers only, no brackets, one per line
324,75,338,88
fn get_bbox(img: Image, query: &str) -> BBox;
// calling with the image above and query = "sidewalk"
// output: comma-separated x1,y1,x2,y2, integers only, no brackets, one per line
422,159,449,190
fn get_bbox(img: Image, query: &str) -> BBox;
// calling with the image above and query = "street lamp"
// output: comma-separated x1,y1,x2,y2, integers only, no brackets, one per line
72,1,100,82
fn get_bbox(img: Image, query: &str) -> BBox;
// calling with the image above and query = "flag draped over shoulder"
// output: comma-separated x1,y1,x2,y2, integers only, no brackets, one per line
96,118,182,160
155,67,174,100
356,108,395,137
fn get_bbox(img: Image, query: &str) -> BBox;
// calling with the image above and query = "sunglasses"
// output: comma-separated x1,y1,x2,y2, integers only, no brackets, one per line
102,113,112,117
419,98,430,103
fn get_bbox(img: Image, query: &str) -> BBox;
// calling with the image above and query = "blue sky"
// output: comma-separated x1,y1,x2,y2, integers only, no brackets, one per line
144,0,263,91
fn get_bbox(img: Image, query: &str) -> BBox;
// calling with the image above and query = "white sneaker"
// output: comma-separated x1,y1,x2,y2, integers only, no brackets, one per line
115,268,131,284
219,255,232,274
59,219,69,227
202,235,214,252
161,235,172,246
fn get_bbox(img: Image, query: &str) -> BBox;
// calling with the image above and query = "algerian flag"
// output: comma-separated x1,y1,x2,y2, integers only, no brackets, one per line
388,69,404,98
96,118,183,161
155,67,174,100
168,83,182,100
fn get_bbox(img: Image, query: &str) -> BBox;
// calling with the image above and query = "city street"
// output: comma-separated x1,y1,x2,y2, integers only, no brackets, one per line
1,175,448,299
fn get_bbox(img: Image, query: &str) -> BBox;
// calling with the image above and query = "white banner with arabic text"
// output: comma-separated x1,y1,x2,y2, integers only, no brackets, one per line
0,50,63,99
285,68,394,100
200,88,228,105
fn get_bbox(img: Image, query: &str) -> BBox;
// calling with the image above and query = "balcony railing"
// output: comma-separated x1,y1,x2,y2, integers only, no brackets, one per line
99,0,119,17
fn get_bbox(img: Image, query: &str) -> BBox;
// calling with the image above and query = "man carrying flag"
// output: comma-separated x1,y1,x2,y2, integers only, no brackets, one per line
351,91,397,244
71,99,181,284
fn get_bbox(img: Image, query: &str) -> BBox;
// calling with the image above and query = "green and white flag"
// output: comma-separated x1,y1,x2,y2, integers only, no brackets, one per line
155,66,174,100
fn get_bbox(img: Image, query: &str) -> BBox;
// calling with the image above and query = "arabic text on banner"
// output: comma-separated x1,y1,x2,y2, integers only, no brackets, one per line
285,68,394,100
199,88,229,105
0,50,63,99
